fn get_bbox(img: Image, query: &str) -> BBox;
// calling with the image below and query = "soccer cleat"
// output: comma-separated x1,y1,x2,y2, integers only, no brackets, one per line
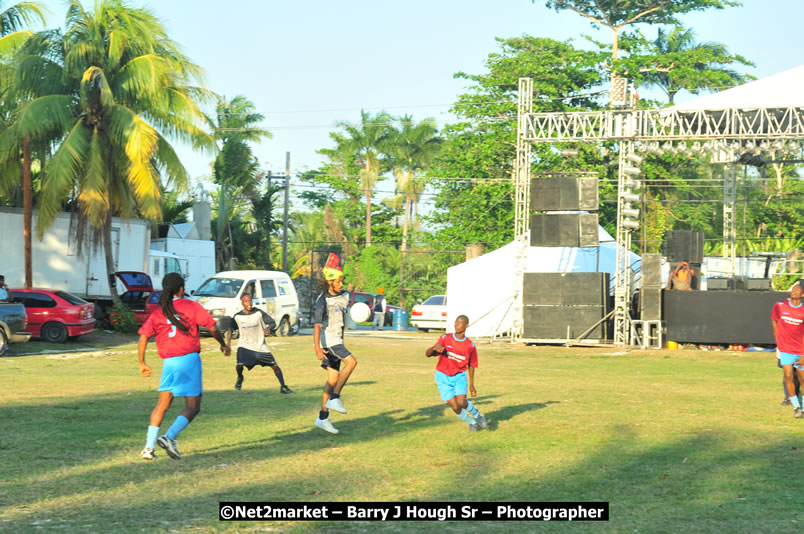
235,376,243,390
157,435,181,460
280,385,294,394
141,447,156,460
314,417,339,434
795,407,803,419
781,398,791,406
469,423,478,432
326,398,347,413
476,415,488,429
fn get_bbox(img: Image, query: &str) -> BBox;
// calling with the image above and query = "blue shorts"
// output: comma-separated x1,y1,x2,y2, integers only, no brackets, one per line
159,352,202,397
435,370,468,402
779,352,803,368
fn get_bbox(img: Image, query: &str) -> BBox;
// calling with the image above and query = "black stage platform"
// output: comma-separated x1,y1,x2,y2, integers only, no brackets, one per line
664,290,788,344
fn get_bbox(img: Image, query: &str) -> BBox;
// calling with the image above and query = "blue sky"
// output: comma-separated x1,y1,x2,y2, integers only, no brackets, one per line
35,0,804,197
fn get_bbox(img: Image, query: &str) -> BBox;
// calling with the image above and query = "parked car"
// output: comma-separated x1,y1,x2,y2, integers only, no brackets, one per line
348,291,400,325
411,294,448,332
0,302,31,355
9,288,95,343
191,270,300,336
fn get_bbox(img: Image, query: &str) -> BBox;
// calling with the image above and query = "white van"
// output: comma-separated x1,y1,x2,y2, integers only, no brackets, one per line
190,270,299,336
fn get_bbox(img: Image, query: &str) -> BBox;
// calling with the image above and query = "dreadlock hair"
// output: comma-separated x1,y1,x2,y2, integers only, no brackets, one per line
159,272,190,334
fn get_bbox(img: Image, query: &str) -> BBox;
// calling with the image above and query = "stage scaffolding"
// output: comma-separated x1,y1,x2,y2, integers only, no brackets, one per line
513,77,804,344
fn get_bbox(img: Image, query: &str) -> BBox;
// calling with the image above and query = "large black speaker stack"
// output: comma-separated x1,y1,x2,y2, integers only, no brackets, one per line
530,175,599,247
522,273,610,340
640,253,662,320
665,230,704,265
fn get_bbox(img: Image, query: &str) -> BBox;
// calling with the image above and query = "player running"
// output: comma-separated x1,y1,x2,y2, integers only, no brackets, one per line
226,293,293,393
425,315,488,431
771,279,804,418
313,254,357,434
137,273,231,460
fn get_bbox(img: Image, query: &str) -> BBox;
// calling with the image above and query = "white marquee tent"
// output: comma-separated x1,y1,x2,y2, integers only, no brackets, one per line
446,226,641,338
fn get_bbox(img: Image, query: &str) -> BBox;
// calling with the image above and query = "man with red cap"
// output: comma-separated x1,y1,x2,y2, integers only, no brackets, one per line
312,254,357,434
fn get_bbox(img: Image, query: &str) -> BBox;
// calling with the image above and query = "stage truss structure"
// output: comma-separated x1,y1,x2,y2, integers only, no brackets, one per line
513,77,804,344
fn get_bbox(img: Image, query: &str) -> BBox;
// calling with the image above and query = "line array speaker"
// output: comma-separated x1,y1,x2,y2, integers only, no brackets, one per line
641,253,662,288
530,213,599,248
640,287,662,321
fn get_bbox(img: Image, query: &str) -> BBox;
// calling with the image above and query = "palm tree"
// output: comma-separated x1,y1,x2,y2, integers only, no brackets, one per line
0,1,46,288
322,110,392,247
388,115,440,252
642,26,753,105
204,95,271,271
0,0,214,306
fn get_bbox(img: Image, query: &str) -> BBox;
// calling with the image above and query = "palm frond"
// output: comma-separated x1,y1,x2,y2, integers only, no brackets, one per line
38,118,89,233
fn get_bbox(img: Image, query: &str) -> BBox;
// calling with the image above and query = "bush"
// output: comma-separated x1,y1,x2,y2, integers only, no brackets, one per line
108,303,140,333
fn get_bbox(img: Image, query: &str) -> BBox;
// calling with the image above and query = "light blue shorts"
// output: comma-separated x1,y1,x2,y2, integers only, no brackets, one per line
159,352,202,397
435,370,468,402
779,352,803,368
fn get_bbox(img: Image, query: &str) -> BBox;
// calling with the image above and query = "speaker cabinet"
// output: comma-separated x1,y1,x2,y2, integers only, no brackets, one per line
746,278,771,291
523,273,610,306
523,305,609,340
641,253,662,288
666,230,704,264
707,278,733,291
531,177,599,211
640,287,662,320
530,213,599,247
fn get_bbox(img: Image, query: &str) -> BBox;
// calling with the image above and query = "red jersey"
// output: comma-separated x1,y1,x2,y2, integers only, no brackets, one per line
434,333,478,376
771,299,804,355
138,298,216,359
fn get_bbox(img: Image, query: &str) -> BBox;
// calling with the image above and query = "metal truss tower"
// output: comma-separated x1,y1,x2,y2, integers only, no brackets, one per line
512,78,533,342
514,80,804,344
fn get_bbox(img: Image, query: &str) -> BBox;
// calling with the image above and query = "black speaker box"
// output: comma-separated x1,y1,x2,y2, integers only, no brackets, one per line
746,278,771,291
666,230,704,264
640,287,662,320
531,177,599,211
523,305,609,340
523,272,610,306
707,278,733,291
641,253,662,288
530,213,599,247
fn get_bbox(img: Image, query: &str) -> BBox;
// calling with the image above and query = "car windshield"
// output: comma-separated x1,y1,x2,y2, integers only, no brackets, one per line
194,277,244,298
422,295,445,306
55,291,88,305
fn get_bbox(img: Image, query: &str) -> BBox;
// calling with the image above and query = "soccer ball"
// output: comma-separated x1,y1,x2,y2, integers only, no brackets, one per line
349,302,371,323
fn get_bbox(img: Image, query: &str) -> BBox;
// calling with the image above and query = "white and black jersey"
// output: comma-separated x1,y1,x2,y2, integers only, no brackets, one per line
231,309,276,353
313,290,349,348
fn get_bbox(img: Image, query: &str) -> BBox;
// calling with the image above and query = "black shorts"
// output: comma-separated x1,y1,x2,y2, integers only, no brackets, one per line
320,344,352,371
237,347,277,370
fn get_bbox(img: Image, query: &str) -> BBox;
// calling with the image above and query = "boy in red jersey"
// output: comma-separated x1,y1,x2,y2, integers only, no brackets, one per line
425,315,488,431
137,273,231,460
772,279,804,418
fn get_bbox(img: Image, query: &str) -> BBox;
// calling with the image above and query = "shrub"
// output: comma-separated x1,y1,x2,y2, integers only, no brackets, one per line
108,303,140,333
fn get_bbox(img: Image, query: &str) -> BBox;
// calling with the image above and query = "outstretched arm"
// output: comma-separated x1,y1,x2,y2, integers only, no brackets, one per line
138,335,153,377
210,325,231,356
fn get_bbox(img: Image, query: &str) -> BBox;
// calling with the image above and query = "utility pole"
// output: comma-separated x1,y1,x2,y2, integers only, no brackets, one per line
282,152,290,272
266,171,272,268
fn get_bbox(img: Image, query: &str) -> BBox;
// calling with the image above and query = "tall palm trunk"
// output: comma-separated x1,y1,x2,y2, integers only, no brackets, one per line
23,135,32,288
401,196,411,253
364,183,372,248
103,212,122,307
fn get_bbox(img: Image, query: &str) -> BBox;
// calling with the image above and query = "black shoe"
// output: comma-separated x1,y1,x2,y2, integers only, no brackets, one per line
235,377,243,390
280,385,294,394
782,398,791,406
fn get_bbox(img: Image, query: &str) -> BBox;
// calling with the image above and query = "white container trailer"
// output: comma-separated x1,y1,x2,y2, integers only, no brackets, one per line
149,237,215,294
0,207,150,300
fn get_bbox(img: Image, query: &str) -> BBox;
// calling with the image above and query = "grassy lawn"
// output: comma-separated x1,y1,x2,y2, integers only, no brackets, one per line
1,332,803,533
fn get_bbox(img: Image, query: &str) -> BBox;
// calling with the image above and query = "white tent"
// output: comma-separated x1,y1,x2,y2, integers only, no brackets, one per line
670,64,804,110
446,226,641,338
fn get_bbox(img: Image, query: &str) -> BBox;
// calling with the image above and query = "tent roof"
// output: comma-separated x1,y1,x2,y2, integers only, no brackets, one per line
670,64,804,111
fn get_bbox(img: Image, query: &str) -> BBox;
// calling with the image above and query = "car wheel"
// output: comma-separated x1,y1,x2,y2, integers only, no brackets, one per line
42,322,68,344
0,328,8,356
276,317,291,337
417,327,429,333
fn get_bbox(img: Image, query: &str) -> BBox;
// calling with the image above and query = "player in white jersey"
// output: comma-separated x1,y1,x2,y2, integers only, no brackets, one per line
226,293,293,394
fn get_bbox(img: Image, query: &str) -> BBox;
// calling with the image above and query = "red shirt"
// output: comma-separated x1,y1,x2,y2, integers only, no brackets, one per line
434,333,478,376
771,299,804,355
138,298,216,359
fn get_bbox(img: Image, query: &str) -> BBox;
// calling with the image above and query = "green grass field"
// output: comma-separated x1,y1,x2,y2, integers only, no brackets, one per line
1,332,803,533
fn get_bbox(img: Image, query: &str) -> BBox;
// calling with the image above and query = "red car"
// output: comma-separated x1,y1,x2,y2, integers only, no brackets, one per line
9,288,96,343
